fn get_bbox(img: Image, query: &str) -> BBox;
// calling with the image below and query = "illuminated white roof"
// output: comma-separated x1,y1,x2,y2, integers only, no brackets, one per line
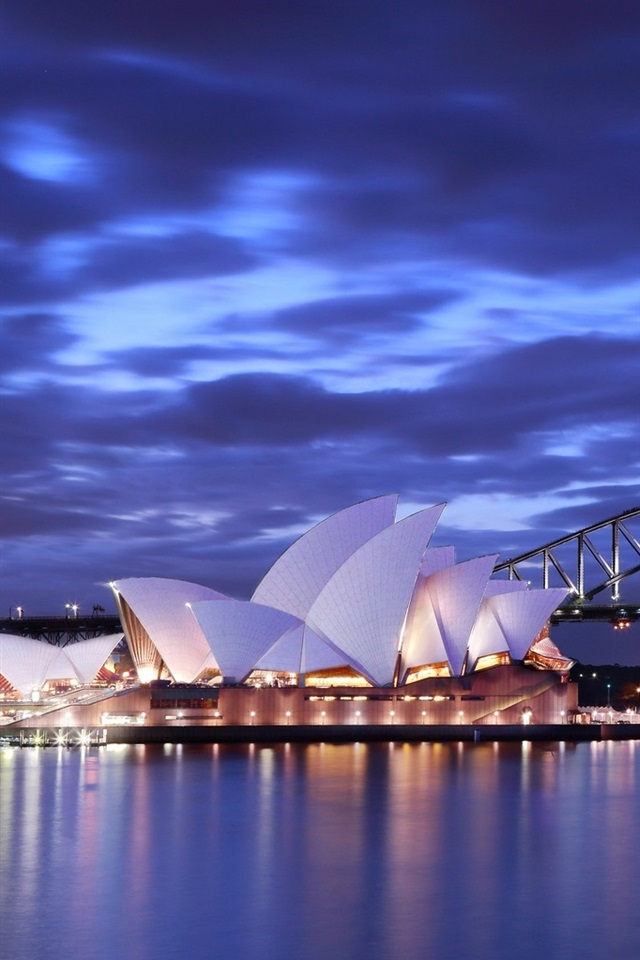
64,634,123,684
529,634,574,665
0,635,74,696
301,625,351,673
402,555,498,677
255,623,346,674
466,603,510,671
112,578,226,682
464,579,530,670
252,495,398,618
494,587,569,660
107,497,572,687
420,545,456,577
484,579,529,596
191,599,300,683
400,575,448,670
307,505,445,686
255,622,305,673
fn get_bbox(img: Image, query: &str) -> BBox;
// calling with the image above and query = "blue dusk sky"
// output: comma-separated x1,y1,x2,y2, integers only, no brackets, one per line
1,1,639,664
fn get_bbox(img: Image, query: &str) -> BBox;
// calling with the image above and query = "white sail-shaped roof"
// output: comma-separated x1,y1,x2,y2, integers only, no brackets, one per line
64,634,124,684
466,602,510,672
191,599,301,683
0,635,73,696
402,555,498,677
301,625,352,673
255,623,347,674
493,587,569,660
307,505,445,686
112,578,226,682
255,622,305,673
252,495,398,619
465,579,530,671
529,634,574,668
484,579,528,597
105,496,576,689
400,574,449,671
420,545,456,577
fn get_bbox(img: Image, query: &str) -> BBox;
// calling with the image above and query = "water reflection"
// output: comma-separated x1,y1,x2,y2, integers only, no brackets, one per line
1,742,638,960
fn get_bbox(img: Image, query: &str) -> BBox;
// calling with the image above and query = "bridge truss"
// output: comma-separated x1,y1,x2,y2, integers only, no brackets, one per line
0,615,123,646
494,507,640,625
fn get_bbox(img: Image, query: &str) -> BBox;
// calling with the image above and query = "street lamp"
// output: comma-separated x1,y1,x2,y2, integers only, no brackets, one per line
16,606,23,619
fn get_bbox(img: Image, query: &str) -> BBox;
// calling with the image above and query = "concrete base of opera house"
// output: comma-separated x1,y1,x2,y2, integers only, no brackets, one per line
8,665,638,742
7,663,580,727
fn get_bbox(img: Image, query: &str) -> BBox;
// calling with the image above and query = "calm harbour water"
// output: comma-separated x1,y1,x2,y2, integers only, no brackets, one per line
1,740,638,960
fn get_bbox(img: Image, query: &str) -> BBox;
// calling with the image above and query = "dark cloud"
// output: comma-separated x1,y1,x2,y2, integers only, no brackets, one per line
0,313,81,373
269,290,457,345
118,334,635,456
1,0,637,281
1,230,257,309
76,231,257,291
0,163,107,244
108,343,288,378
3,333,636,478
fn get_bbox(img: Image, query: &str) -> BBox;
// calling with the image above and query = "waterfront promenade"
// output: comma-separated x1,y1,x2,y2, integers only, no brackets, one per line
3,721,638,747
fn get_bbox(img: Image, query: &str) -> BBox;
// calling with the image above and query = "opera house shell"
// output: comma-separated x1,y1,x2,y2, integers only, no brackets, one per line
0,633,123,699
110,496,572,688
1,497,579,728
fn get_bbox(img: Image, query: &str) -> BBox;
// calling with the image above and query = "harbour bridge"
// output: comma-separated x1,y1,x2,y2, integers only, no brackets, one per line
1,508,639,646
494,507,640,628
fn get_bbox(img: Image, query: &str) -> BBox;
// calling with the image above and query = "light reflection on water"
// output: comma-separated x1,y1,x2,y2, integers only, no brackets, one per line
1,741,638,960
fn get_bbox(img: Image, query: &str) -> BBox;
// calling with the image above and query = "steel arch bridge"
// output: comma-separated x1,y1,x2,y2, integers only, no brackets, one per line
494,507,640,625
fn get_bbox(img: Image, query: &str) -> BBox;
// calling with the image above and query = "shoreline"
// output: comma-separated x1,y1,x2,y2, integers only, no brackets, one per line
3,722,638,747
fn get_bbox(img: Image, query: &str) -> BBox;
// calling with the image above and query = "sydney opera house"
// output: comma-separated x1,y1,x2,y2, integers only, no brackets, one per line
1,497,577,729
